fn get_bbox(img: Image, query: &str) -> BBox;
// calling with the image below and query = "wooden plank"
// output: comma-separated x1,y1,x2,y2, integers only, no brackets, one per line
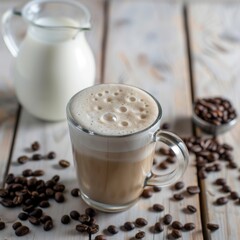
102,0,203,239
188,3,240,240
0,1,21,186
0,0,105,239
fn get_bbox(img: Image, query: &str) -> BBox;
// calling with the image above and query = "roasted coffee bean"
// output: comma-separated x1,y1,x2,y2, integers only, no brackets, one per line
95,235,107,240
31,141,40,151
153,186,162,192
33,170,45,177
5,173,15,184
198,169,207,179
71,188,80,197
39,200,50,208
215,178,226,186
52,175,60,183
29,216,40,225
207,223,219,231
61,215,71,224
163,214,172,225
54,192,65,203
17,156,29,164
135,218,148,227
76,224,88,233
228,161,238,169
29,208,43,218
22,169,33,177
187,186,200,195
173,193,184,201
152,203,164,212
0,188,8,197
59,160,70,168
171,229,182,239
53,184,65,192
135,231,145,239
161,122,170,130
158,161,168,170
222,185,231,193
174,181,185,190
45,188,54,198
47,151,56,159
22,205,35,213
0,221,5,230
70,210,80,220
18,212,28,221
123,221,135,231
85,207,97,217
43,220,53,231
79,214,90,223
13,195,24,205
154,222,164,233
184,222,195,231
12,222,22,230
187,205,197,213
32,154,42,161
1,199,14,208
15,225,30,236
216,197,228,205
141,188,153,198
40,215,52,224
87,223,99,234
159,147,170,155
107,225,119,234
230,191,239,200
172,221,183,230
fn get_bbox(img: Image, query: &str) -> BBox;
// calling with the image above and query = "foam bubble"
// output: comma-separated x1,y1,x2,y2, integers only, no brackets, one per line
69,84,159,136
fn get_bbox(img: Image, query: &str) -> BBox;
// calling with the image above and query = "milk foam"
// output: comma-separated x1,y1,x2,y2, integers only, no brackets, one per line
69,84,159,136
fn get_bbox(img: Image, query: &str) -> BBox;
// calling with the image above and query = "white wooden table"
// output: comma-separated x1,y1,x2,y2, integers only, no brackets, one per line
0,1,240,239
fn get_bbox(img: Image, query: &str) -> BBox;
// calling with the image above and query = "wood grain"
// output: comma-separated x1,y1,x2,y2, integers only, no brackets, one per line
102,0,202,239
188,3,240,240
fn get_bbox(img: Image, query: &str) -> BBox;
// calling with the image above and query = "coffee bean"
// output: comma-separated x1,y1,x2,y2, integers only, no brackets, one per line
163,214,172,225
184,222,195,231
33,170,45,177
88,223,99,234
5,173,15,184
32,154,42,161
45,188,54,198
22,205,35,213
173,193,184,201
187,186,200,195
0,199,14,208
161,122,170,130
47,151,56,159
85,207,97,217
29,208,43,218
0,188,8,198
135,218,148,227
59,160,70,168
215,178,226,186
22,169,33,177
107,225,119,234
207,223,219,231
95,235,106,240
18,212,28,221
61,215,70,224
153,186,162,192
15,225,30,236
70,210,80,220
12,222,22,230
216,197,228,205
228,161,238,169
17,156,29,164
230,191,239,200
52,175,60,183
54,192,65,203
172,221,183,230
154,222,164,233
79,214,90,224
39,200,50,208
31,141,40,151
222,185,231,193
152,203,164,212
187,205,197,213
141,188,153,198
174,181,185,190
40,215,52,224
123,221,135,231
158,161,168,170
0,221,5,230
198,169,207,179
43,220,53,231
71,188,80,197
135,231,145,239
76,224,88,233
29,216,40,225
171,229,182,239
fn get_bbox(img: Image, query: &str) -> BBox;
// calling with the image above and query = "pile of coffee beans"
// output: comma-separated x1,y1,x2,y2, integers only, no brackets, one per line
194,97,237,125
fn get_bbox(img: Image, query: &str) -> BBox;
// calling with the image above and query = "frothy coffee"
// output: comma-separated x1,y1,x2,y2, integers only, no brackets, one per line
69,84,159,135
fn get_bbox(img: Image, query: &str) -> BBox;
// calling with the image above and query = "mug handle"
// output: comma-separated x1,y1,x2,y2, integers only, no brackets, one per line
145,130,189,187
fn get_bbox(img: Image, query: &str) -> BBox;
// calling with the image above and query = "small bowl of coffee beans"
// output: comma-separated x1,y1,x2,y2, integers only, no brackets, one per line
193,97,237,135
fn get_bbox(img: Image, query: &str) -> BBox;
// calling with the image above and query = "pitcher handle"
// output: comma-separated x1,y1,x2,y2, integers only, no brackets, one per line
145,130,189,187
2,9,22,57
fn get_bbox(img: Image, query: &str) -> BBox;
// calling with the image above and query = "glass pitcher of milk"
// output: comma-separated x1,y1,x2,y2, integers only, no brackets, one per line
2,0,95,121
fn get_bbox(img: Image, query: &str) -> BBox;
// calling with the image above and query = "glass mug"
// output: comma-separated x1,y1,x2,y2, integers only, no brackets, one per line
67,83,189,212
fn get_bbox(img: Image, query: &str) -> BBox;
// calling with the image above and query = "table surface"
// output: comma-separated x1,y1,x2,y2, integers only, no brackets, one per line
0,0,240,239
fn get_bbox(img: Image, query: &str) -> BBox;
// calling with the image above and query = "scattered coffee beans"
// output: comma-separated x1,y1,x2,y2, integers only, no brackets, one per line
154,222,164,233
216,197,228,205
47,151,56,159
32,154,42,161
85,208,97,218
171,229,182,239
95,235,107,240
184,222,195,231
174,181,185,190
29,216,40,225
153,186,162,192
107,225,118,234
163,214,172,225
31,141,40,151
172,221,183,230
123,221,135,231
43,220,53,231
71,188,80,197
33,170,45,177
59,160,70,168
230,191,239,200
70,210,80,220
173,193,184,201
135,218,148,227
152,203,164,212
215,178,226,186
141,188,153,198
76,224,88,233
54,192,65,203
18,212,28,220
207,223,219,231
0,221,5,230
61,215,71,224
186,205,197,213
15,225,30,236
12,222,22,230
187,186,200,195
135,231,145,239
17,156,29,164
